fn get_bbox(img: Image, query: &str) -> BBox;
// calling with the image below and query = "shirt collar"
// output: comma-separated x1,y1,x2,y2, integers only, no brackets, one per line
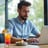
16,17,28,24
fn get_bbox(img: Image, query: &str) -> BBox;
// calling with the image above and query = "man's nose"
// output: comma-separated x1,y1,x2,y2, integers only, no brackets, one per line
25,13,28,16
25,12,28,15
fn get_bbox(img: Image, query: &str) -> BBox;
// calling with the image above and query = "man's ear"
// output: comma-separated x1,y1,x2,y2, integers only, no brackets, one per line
17,9,20,13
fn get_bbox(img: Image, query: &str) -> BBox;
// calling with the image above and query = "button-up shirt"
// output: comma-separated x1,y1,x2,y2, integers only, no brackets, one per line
8,17,40,39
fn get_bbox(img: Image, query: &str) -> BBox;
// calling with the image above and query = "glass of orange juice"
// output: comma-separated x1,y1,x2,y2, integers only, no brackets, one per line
5,32,11,46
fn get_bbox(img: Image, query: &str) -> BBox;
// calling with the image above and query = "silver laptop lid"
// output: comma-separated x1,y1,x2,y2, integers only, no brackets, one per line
39,26,48,44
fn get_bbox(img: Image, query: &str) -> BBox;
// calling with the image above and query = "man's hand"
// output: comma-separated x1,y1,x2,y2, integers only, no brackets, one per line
27,38,39,43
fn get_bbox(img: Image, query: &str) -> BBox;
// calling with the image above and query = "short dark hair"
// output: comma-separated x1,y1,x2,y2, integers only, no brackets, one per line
18,1,31,9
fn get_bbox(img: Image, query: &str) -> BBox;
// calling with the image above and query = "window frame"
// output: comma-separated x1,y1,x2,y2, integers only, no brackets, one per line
44,0,48,25
5,0,48,28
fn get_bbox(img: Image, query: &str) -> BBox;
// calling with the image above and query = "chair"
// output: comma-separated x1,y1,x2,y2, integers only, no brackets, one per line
0,34,4,43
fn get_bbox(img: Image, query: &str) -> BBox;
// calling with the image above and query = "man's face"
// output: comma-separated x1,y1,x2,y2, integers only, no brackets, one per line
18,6,30,20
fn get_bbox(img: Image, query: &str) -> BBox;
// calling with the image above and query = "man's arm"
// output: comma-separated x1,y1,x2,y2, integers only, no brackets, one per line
31,23,41,38
27,33,40,43
11,36,22,43
8,20,22,43
28,21,41,43
36,33,40,38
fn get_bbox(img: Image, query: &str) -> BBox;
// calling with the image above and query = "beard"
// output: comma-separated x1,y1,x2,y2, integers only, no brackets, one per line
20,16,28,20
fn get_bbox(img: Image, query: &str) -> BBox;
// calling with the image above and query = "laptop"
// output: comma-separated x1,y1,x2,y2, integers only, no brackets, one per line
29,26,48,45
39,26,48,44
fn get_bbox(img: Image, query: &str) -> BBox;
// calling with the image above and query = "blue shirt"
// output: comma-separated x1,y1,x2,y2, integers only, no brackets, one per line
8,17,40,39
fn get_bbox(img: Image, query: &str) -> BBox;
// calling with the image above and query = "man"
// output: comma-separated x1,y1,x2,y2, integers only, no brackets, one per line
8,1,40,43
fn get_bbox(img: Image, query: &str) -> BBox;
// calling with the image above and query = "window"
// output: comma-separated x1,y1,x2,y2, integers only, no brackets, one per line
8,0,44,31
8,0,19,19
0,0,5,33
26,0,44,31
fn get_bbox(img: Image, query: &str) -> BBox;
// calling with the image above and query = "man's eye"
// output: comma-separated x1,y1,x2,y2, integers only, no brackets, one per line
23,11,25,12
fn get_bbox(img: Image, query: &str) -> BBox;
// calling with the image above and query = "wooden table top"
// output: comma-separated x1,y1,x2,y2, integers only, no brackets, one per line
0,44,48,48
39,45,48,48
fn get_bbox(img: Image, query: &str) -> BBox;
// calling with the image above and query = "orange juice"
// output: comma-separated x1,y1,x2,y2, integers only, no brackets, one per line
5,33,11,44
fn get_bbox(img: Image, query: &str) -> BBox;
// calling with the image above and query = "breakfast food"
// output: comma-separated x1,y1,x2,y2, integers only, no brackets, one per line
16,40,24,45
16,39,28,46
16,39,24,44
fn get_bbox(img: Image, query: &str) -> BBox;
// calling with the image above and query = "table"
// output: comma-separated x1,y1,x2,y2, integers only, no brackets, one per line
0,44,48,48
39,45,48,48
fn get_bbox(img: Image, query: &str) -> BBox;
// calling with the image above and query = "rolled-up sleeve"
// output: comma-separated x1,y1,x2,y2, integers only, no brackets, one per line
7,20,13,36
30,22,40,36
